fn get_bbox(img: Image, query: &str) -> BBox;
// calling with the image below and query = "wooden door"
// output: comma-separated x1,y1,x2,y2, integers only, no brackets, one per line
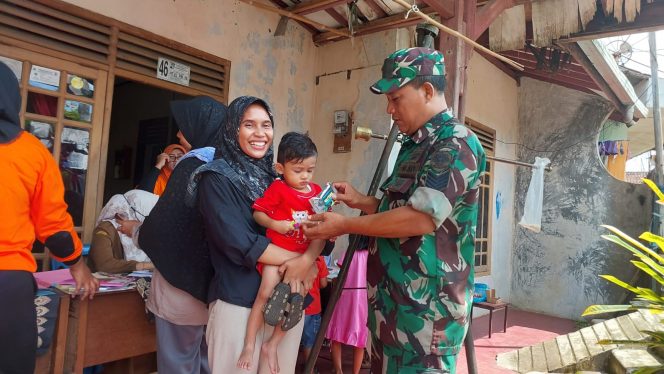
1,46,107,244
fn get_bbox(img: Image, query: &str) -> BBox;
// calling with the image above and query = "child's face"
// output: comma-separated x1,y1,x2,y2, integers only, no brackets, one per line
276,156,317,191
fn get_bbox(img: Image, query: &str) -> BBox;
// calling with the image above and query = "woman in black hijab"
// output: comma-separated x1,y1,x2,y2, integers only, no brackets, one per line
137,95,226,374
193,96,317,374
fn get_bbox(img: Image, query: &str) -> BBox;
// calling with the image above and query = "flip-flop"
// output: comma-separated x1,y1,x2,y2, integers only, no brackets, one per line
263,282,290,326
281,293,304,331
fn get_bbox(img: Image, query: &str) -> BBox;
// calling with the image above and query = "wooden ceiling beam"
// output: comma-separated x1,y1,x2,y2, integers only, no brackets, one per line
520,71,599,94
477,50,519,81
472,0,516,40
241,0,351,37
267,0,320,33
419,0,456,19
364,0,388,18
313,6,436,44
288,0,349,15
326,8,348,27
559,0,664,43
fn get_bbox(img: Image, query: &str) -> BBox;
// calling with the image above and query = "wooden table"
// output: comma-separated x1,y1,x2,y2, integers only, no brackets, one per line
63,290,156,373
471,301,509,338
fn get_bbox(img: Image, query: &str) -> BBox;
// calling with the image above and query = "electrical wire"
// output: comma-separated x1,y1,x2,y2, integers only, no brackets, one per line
627,56,664,75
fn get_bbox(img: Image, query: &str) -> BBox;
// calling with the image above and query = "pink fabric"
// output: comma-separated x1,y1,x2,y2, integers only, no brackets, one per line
325,249,368,348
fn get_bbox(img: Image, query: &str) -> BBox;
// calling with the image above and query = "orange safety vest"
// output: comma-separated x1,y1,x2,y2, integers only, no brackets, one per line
0,132,82,272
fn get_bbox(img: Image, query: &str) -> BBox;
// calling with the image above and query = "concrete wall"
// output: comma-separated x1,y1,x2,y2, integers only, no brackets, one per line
465,53,519,303
309,29,410,257
63,0,318,141
511,78,652,320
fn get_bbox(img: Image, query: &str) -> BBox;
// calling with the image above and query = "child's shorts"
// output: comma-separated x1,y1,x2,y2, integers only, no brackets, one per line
301,314,321,349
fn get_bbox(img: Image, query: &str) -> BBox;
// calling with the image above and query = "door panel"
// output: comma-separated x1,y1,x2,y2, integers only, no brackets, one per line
1,46,107,243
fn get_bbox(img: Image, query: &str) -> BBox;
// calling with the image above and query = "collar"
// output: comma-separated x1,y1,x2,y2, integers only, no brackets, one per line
407,109,455,145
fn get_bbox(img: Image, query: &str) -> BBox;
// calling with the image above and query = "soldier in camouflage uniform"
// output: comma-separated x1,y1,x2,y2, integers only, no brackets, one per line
303,47,486,374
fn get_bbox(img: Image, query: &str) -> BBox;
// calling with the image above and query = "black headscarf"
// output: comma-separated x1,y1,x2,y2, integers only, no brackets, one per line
171,96,227,149
138,95,227,302
0,62,22,143
188,96,277,203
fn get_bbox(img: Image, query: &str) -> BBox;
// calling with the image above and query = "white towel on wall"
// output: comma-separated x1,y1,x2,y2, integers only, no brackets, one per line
519,157,551,233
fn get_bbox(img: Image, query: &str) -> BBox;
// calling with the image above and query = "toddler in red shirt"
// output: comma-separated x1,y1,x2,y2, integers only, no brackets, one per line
238,132,326,373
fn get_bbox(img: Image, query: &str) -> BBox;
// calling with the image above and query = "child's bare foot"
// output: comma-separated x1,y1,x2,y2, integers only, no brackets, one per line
261,341,280,374
236,346,254,371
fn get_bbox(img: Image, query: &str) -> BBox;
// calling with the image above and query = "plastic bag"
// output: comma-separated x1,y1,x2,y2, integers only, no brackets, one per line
518,157,550,233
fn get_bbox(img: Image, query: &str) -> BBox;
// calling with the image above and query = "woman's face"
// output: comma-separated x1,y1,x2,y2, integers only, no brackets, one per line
238,103,273,159
167,148,184,170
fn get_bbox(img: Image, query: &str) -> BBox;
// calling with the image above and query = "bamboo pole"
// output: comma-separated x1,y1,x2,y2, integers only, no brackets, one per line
392,0,524,71
239,0,351,38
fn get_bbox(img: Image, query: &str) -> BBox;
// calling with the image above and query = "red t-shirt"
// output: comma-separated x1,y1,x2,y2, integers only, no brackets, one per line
305,257,329,315
252,179,322,253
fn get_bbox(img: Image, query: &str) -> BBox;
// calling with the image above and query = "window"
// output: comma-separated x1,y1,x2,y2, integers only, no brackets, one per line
465,118,496,277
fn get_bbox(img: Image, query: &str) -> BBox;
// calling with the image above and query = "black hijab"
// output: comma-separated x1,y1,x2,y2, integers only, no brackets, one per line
138,95,227,303
0,62,22,143
171,96,227,149
188,96,277,203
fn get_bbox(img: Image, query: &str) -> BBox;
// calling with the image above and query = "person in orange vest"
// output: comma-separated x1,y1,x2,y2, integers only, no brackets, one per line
0,61,99,374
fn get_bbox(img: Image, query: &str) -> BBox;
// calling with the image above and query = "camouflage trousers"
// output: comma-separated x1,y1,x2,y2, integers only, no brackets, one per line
370,335,458,374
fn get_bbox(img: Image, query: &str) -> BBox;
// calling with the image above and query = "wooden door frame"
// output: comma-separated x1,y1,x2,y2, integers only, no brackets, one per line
1,45,107,243
1,0,232,235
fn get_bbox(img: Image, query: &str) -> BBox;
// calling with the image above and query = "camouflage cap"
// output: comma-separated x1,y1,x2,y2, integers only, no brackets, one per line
370,47,445,94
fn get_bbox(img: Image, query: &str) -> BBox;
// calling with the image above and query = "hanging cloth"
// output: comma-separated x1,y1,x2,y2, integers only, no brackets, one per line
519,157,550,233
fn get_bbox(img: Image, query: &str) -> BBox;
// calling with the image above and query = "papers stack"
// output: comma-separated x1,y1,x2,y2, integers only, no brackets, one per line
34,270,138,294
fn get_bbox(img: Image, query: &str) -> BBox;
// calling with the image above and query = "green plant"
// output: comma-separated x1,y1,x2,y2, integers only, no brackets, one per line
581,178,664,373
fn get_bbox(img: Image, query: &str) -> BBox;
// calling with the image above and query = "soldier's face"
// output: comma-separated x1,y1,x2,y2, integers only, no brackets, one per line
385,84,428,136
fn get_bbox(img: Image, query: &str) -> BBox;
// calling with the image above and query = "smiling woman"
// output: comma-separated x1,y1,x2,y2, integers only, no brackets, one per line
238,103,274,159
189,96,317,374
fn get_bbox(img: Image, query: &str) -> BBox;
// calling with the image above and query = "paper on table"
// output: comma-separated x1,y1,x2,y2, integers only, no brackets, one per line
33,269,71,289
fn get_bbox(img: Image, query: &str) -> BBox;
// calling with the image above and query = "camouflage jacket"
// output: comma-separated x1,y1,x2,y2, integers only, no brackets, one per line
367,110,486,357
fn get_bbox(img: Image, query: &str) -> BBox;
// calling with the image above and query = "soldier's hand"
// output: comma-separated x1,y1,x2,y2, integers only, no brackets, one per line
332,181,362,208
302,212,348,240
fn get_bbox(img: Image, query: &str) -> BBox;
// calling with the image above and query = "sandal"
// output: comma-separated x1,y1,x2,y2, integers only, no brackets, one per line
281,293,304,331
263,282,290,326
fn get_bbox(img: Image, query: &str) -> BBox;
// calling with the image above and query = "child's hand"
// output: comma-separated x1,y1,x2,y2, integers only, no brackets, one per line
274,220,294,235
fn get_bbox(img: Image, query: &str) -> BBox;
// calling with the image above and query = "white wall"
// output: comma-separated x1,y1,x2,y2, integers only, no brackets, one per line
465,52,520,304
308,29,411,257
63,0,318,141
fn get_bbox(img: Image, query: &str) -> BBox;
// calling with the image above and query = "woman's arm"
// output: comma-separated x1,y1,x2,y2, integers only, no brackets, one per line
89,223,138,273
199,173,298,269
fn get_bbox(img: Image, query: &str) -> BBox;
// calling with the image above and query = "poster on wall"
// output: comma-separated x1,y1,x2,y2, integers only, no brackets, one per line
61,127,89,171
64,100,93,123
27,121,54,151
29,65,60,91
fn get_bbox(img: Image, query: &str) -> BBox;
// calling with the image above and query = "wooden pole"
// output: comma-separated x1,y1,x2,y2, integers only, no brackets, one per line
650,32,663,188
239,0,352,38
391,0,524,71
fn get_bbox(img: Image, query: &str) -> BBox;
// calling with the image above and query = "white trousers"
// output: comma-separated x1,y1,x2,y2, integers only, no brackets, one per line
207,300,304,374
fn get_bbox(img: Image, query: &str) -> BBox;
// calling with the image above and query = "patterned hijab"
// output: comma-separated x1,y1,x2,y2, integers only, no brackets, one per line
188,96,277,203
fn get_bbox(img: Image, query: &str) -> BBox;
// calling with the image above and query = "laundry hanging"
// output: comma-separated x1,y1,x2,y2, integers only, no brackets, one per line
519,157,551,233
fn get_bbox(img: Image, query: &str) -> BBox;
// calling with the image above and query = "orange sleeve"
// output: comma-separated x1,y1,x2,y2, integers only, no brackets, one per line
31,149,82,264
